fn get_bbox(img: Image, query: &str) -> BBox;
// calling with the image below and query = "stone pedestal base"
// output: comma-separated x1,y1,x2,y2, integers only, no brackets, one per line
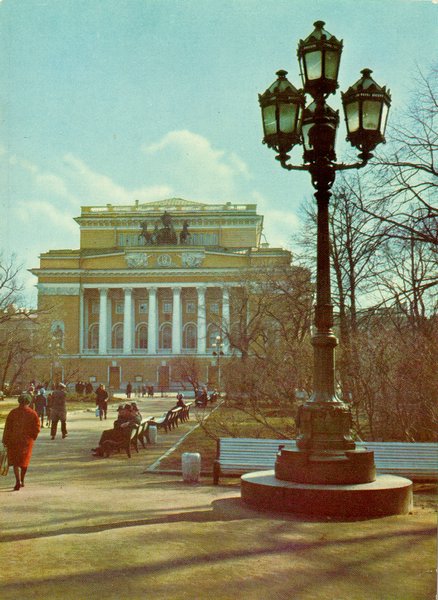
275,448,376,485
241,471,413,518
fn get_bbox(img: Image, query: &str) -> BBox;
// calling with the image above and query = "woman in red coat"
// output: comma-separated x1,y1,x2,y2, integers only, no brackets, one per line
2,394,40,490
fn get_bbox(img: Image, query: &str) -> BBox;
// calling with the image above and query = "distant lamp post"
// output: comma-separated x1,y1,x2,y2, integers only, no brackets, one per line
241,22,410,518
212,335,224,389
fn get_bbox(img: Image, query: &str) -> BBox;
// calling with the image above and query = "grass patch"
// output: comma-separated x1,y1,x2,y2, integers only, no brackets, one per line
157,404,297,472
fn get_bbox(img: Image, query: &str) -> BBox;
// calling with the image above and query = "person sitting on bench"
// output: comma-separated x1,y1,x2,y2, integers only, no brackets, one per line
91,404,141,456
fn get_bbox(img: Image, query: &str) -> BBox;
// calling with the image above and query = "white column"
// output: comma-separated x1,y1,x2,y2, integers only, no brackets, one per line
172,287,182,354
123,288,133,354
98,288,108,355
197,286,206,354
222,287,230,354
148,287,157,354
79,289,84,353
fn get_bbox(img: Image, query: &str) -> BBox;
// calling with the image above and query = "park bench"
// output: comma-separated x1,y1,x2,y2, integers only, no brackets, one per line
213,438,438,484
101,423,139,458
135,417,155,449
154,407,182,433
178,402,192,423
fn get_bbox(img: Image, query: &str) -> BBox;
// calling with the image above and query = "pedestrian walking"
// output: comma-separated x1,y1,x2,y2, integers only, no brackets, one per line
2,393,40,490
95,384,109,420
34,389,47,428
50,383,68,440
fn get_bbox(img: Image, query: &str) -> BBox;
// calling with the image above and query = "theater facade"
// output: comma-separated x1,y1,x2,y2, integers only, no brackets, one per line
30,198,291,391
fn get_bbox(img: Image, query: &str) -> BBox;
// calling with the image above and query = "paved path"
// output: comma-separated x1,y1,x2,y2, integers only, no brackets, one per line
0,397,436,600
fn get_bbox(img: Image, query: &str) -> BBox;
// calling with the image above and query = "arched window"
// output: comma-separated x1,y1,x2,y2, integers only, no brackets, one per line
159,322,172,349
89,323,99,350
183,322,197,349
112,323,123,349
136,323,148,349
207,324,220,348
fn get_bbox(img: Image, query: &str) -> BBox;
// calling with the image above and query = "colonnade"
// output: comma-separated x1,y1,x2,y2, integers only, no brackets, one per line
79,285,230,356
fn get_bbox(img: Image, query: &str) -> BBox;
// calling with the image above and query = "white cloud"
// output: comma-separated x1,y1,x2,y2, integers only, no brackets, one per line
250,191,301,250
14,200,78,235
143,130,250,202
63,154,173,204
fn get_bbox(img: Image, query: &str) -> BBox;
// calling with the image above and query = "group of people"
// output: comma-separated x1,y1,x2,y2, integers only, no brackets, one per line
1,381,69,491
75,381,95,395
25,382,68,440
2,379,220,490
126,383,155,398
194,387,219,407
91,401,142,457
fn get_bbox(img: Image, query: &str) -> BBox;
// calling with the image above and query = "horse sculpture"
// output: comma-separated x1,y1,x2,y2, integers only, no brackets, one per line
179,220,191,245
138,221,152,245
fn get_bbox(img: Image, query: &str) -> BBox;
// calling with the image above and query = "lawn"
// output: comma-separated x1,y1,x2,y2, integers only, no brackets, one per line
157,403,297,471
0,396,119,425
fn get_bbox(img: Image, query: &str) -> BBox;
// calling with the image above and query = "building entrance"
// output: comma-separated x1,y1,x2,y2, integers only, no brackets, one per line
109,366,121,390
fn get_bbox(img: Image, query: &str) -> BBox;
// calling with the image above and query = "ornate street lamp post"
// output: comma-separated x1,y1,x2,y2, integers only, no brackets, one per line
212,335,224,389
244,22,407,517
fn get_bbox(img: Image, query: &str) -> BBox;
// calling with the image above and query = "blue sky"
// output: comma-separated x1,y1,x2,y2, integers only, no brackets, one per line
0,0,436,304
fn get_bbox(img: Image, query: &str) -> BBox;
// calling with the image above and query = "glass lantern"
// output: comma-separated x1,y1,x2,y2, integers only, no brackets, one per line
342,69,391,154
297,21,343,98
259,70,305,155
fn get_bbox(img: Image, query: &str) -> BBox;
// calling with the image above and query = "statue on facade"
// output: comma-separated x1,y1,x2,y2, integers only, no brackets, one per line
156,211,177,245
137,212,178,246
138,221,152,245
179,220,191,245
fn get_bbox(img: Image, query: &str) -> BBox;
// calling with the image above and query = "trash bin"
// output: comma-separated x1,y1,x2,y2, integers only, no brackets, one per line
148,424,158,444
182,452,201,483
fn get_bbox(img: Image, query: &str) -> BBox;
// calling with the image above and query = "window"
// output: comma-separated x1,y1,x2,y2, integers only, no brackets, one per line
89,324,99,349
186,301,195,314
112,323,123,349
210,302,219,314
163,302,172,314
139,302,148,314
115,301,124,315
159,323,172,349
183,323,197,349
136,324,148,349
91,301,99,314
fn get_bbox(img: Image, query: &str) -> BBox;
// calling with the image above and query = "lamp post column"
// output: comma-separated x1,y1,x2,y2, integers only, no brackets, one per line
295,168,355,453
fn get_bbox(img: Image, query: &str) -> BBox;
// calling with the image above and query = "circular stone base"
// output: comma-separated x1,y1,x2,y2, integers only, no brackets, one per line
241,471,413,518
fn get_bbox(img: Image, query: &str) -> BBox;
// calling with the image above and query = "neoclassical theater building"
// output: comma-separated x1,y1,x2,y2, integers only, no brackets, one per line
31,198,290,391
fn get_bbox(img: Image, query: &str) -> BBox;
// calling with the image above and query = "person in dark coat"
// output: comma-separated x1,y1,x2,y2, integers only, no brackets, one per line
91,404,141,457
2,394,40,490
33,390,47,427
95,384,109,420
50,383,68,440
126,382,132,398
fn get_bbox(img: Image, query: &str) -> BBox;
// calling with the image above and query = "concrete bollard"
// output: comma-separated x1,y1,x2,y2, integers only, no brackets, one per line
182,452,201,483
148,424,158,444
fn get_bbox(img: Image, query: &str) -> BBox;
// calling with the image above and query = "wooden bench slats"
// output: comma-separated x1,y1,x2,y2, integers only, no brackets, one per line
213,438,438,484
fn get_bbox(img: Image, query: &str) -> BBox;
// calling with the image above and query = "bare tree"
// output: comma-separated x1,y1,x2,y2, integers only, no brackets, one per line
171,356,202,392
352,64,438,247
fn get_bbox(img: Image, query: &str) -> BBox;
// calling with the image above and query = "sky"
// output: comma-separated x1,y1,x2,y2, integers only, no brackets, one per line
0,0,437,305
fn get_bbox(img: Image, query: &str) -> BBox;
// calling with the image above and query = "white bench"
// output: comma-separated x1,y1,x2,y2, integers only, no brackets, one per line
213,438,438,484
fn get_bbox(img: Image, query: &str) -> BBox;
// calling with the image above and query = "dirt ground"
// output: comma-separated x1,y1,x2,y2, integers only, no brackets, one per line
0,397,436,600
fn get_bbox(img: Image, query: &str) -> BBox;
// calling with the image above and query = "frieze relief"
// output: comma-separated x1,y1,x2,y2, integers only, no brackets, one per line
180,252,204,268
126,253,151,268
38,285,80,296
